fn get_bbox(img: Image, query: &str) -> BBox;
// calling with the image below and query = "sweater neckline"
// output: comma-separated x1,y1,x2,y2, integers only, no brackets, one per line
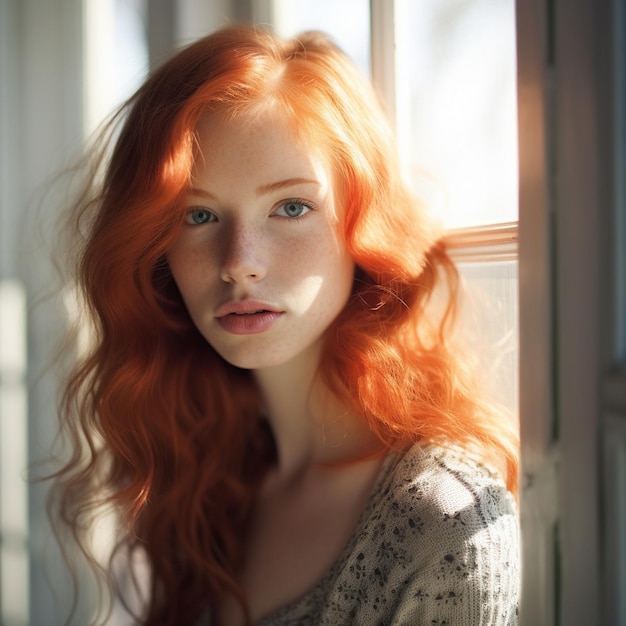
254,445,403,625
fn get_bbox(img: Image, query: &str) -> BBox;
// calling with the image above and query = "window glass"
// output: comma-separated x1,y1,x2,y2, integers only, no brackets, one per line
456,260,519,416
270,0,370,75
398,0,518,229
84,0,148,136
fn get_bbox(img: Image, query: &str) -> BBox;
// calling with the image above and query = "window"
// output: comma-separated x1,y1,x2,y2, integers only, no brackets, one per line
394,0,518,229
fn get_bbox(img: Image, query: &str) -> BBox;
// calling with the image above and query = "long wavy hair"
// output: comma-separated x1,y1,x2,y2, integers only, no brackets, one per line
52,25,519,625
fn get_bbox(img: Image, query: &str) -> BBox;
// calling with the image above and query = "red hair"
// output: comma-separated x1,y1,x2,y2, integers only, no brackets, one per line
52,25,519,625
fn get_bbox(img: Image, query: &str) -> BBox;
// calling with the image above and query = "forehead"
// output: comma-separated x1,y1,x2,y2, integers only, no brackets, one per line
192,108,333,187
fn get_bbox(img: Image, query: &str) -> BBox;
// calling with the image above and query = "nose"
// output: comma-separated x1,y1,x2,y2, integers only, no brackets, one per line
219,222,267,284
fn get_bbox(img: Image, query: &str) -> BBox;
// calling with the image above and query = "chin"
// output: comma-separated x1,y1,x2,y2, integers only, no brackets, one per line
211,337,321,372
212,345,289,371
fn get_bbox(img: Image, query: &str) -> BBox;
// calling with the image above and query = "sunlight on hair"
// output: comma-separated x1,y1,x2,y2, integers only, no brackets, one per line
62,283,94,358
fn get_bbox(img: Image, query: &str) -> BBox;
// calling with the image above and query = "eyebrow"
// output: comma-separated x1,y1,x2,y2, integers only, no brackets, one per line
187,178,320,199
256,178,320,195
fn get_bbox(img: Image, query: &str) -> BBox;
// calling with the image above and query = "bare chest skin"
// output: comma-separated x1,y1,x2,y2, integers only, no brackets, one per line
215,456,386,625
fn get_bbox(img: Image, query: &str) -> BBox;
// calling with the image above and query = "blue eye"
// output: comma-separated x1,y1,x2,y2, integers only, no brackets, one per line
274,201,313,218
185,208,215,225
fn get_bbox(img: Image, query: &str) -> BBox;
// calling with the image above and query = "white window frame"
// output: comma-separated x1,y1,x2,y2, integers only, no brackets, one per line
515,0,558,622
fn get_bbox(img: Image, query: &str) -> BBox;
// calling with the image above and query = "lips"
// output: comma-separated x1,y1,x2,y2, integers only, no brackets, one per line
215,300,284,335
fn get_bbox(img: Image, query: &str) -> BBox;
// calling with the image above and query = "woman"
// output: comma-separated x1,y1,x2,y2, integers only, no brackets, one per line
53,25,520,625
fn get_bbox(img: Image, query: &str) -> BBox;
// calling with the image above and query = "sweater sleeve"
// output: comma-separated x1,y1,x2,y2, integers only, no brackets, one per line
389,453,520,625
391,487,519,625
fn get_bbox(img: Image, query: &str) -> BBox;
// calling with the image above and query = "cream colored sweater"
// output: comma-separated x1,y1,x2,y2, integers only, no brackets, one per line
206,443,520,625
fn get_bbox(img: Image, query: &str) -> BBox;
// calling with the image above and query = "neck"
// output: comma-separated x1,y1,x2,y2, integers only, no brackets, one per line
253,343,379,480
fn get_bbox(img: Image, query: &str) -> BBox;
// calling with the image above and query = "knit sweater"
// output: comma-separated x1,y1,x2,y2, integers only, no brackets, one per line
208,443,520,625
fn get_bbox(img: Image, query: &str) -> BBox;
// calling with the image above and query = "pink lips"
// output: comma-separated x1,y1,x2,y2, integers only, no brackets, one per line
215,301,283,335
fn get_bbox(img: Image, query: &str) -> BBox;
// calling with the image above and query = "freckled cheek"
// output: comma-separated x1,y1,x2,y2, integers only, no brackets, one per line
166,244,221,310
168,236,221,275
281,236,354,315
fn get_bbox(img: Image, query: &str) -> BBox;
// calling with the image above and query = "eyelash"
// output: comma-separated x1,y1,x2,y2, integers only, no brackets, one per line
183,198,317,226
273,198,316,221
184,207,216,225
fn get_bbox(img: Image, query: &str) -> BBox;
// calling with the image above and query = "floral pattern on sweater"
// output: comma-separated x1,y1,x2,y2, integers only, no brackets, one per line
207,443,520,625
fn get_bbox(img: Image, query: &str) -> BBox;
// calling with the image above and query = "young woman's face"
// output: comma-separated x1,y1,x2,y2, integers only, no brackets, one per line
167,108,355,370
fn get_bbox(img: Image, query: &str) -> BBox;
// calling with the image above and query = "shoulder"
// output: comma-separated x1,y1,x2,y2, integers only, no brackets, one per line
384,443,517,530
367,443,518,562
378,443,519,623
375,443,519,579
322,443,520,624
